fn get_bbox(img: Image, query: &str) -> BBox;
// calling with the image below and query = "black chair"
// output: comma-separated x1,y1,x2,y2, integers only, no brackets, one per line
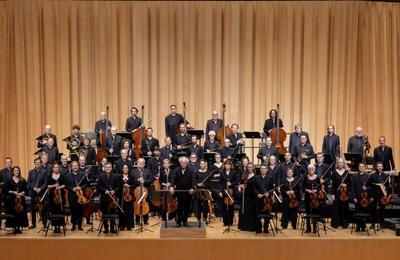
300,213,327,237
0,213,16,235
44,214,66,236
349,212,376,236
98,214,119,236
255,213,276,236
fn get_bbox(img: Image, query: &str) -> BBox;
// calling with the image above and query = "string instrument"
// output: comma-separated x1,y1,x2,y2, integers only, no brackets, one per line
123,181,133,203
338,171,350,202
359,171,373,208
216,103,232,147
96,106,109,163
64,190,70,208
317,160,336,200
224,179,235,206
134,171,150,216
161,171,177,213
310,183,320,209
377,174,392,205
132,105,146,159
262,184,283,213
108,189,118,209
53,186,62,205
151,168,162,207
83,186,94,220
269,104,287,155
76,189,88,205
33,174,43,211
14,188,24,213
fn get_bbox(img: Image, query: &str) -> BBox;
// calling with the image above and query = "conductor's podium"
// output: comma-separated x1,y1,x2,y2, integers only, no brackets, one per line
160,221,206,238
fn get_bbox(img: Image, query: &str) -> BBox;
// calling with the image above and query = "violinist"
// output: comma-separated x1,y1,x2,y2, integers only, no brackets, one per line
46,163,66,233
331,158,351,229
257,137,278,164
254,164,275,233
96,162,120,234
141,128,160,157
315,152,331,194
81,136,96,166
303,164,320,233
204,130,219,152
119,164,135,230
370,162,389,229
351,162,373,232
279,152,299,183
121,139,136,162
65,161,88,231
237,156,250,180
189,153,200,172
39,153,52,177
195,160,212,223
238,162,257,232
174,123,191,157
4,166,28,233
147,147,162,179
132,158,152,225
125,107,142,133
218,160,238,227
159,159,176,221
27,158,47,229
293,134,315,175
60,155,70,176
281,168,300,229
263,109,283,136
218,139,235,161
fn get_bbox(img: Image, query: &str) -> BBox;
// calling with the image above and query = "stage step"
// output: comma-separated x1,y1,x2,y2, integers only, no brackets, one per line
160,221,206,238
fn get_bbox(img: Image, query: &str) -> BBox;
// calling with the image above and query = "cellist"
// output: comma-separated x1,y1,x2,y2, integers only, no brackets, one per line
132,158,152,225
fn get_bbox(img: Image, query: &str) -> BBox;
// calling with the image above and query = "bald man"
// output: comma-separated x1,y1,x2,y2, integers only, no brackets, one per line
105,127,123,156
94,111,112,147
205,111,223,140
37,124,58,148
347,127,370,160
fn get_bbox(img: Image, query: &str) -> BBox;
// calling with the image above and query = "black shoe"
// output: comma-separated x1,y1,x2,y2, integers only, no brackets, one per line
135,221,140,225
71,225,76,231
104,229,109,234
175,223,181,227
264,230,269,234
29,225,36,229
16,229,22,234
78,226,83,231
120,227,125,231
111,229,117,234
183,222,189,227
127,227,132,231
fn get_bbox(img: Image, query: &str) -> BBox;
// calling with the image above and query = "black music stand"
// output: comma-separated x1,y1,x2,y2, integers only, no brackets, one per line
203,152,216,166
344,153,362,171
323,154,335,166
106,155,119,167
244,131,262,163
116,132,132,141
187,130,204,145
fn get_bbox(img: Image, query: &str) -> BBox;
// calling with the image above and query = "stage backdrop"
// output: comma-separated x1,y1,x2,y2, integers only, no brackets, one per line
1,0,400,174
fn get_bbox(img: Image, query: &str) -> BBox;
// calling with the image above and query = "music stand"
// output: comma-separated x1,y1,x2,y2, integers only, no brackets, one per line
116,132,132,141
187,130,204,145
106,155,119,167
344,153,362,171
323,154,334,166
203,152,216,166
244,131,262,163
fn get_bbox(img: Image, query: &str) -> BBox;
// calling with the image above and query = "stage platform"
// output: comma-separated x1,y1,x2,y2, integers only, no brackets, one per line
0,215,399,260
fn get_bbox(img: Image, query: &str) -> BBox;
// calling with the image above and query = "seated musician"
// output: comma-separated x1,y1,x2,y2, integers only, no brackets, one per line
105,126,123,157
257,137,278,164
303,164,321,233
60,155,70,176
218,139,236,162
218,160,238,227
205,111,223,140
141,128,160,157
227,124,244,153
42,137,59,164
125,107,142,133
96,162,120,234
37,124,58,148
114,149,134,174
121,139,136,162
131,158,152,225
174,123,191,157
118,164,135,230
46,163,66,233
281,168,300,229
263,109,283,136
81,136,96,165
288,124,309,155
331,158,351,229
188,135,204,159
254,164,275,233
27,157,46,229
204,130,219,152
66,125,84,162
160,137,177,164
195,159,212,223
371,162,390,229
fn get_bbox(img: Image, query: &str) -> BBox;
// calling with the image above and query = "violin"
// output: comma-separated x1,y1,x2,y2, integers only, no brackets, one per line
108,192,118,209
151,173,162,207
288,192,298,208
339,185,349,202
317,181,326,200
263,196,273,213
224,186,235,206
34,195,43,211
14,188,24,213
359,171,373,208
76,189,88,205
53,185,62,204
133,171,150,216
310,192,319,209
64,190,70,208
123,185,133,202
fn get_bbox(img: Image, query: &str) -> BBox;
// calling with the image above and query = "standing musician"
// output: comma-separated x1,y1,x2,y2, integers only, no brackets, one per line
105,127,123,156
227,124,244,153
0,157,13,182
267,156,281,185
315,153,330,179
254,164,275,233
279,152,299,183
195,159,212,223
132,158,152,225
238,162,257,232
351,162,373,232
288,124,309,155
188,135,204,159
218,139,236,162
65,161,88,231
263,109,284,136
60,155,70,176
205,111,224,140
119,164,135,230
169,156,196,227
281,168,300,229
331,158,351,229
37,124,58,148
189,153,200,172
373,136,395,171
160,137,177,165
165,104,185,138
257,137,278,164
322,124,340,165
121,139,136,162
293,134,315,175
141,128,160,157
370,162,390,229
174,123,191,157
94,111,112,147
125,107,142,133
4,166,29,233
114,149,134,174
218,160,238,227
303,164,321,233
97,162,120,234
46,163,66,233
158,159,175,220
27,158,47,229
237,156,250,180
147,147,162,179
347,127,371,161
39,153,52,177
81,136,96,165
41,137,59,164
66,125,84,162
204,130,219,152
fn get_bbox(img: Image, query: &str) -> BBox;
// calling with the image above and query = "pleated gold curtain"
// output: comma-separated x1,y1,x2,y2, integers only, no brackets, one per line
1,0,400,175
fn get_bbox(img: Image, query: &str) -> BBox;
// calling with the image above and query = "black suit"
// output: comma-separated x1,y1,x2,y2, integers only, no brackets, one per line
288,131,309,155
105,135,123,156
26,168,47,227
125,116,142,133
96,173,120,230
322,134,340,164
171,167,196,224
257,146,278,162
41,146,60,164
114,159,134,174
65,171,88,227
141,137,160,156
37,133,58,148
94,120,112,147
160,146,177,164
205,119,223,138
263,118,283,135
373,146,395,171
165,113,184,138
81,145,96,165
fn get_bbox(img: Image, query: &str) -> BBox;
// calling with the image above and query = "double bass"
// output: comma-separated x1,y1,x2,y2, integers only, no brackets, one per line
216,104,232,147
96,106,109,163
132,105,146,159
269,104,287,155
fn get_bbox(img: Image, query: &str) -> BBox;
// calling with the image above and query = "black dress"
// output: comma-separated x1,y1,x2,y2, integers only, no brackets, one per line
46,174,67,226
238,175,257,232
4,177,29,228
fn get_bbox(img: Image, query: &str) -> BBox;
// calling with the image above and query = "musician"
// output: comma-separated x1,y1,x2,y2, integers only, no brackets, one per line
303,164,321,233
293,134,315,175
279,152,299,183
60,155,70,176
195,159,212,223
263,109,283,136
189,153,200,172
188,135,204,159
218,139,235,161
205,111,224,140
204,130,219,152
174,123,191,157
351,162,373,232
66,125,84,162
322,124,340,165
165,104,185,138
267,156,281,185
39,153,52,177
65,161,88,231
281,168,300,229
159,159,175,221
121,139,136,162
119,164,135,230
27,158,47,229
125,107,142,133
81,136,96,165
46,163,66,233
94,111,112,147
114,149,134,174
227,124,244,151
170,156,196,227
218,160,238,227
257,137,278,163
41,137,60,164
141,128,160,157
160,137,177,164
347,127,371,161
370,162,390,229
97,162,120,234
254,164,275,233
288,124,309,155
132,158,152,225
105,126,123,156
0,157,13,181
238,162,257,232
210,153,223,174
147,147,162,178
373,136,395,171
37,124,58,148
315,152,330,179
4,166,28,233
331,158,351,229
97,158,108,178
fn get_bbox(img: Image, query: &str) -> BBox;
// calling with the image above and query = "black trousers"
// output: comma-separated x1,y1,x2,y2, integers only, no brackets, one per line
281,200,298,229
101,200,116,230
176,194,192,224
120,202,134,228
70,201,84,227
331,198,349,228
256,202,271,232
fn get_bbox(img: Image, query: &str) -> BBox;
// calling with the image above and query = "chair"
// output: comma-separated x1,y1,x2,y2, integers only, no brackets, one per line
255,213,276,237
0,213,16,235
44,214,66,236
349,212,376,236
300,213,327,237
98,214,119,236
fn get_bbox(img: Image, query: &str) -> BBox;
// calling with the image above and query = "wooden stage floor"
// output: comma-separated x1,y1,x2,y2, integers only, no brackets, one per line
0,214,399,260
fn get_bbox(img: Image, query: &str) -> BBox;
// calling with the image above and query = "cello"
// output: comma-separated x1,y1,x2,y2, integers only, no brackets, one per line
269,104,287,156
134,171,150,217
216,103,232,147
